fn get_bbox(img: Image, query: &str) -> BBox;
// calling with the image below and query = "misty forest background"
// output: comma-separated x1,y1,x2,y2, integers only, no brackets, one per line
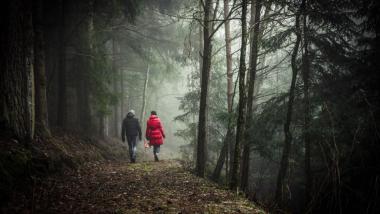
1,0,379,213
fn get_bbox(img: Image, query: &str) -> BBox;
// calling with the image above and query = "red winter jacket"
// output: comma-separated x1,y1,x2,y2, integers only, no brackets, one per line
146,115,165,145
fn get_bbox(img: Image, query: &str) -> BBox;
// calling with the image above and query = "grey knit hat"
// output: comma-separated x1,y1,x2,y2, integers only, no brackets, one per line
128,109,135,116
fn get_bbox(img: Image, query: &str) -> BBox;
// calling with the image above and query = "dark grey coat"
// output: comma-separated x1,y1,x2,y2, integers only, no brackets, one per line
121,113,142,141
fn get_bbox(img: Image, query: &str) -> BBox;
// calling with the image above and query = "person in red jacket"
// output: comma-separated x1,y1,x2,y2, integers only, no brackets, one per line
146,111,165,161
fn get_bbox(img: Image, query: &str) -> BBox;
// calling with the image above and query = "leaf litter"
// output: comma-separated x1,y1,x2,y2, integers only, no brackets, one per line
11,160,265,213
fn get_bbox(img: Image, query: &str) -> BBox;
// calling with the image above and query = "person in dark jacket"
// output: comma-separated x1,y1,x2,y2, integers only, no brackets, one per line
121,109,142,163
146,111,165,161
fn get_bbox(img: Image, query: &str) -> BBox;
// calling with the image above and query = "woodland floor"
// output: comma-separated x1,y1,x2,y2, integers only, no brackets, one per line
7,159,265,214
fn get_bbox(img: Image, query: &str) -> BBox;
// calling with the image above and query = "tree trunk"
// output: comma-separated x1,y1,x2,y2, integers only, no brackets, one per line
120,69,125,123
225,0,233,114
33,0,51,138
302,9,312,209
0,0,34,142
196,0,213,178
140,65,150,128
112,37,120,137
105,115,109,137
211,135,228,182
194,0,203,167
230,0,248,190
211,127,234,181
275,1,303,206
77,0,93,134
240,0,262,193
211,0,234,183
57,0,67,129
99,114,105,139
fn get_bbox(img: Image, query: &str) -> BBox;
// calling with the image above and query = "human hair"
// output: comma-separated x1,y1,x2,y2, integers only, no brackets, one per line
151,111,157,115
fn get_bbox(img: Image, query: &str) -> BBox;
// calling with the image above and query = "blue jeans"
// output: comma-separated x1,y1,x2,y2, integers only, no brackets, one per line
127,136,138,161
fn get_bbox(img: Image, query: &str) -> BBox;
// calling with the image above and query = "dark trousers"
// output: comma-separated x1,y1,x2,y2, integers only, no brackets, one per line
153,145,160,155
153,145,160,161
126,135,137,161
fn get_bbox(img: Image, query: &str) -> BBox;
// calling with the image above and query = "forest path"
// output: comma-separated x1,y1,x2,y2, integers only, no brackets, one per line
29,160,263,213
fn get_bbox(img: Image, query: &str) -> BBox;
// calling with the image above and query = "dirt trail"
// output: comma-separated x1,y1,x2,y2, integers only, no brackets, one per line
11,160,264,213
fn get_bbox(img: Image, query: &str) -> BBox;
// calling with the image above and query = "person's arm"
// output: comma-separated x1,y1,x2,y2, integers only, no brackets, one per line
159,120,165,138
121,120,125,142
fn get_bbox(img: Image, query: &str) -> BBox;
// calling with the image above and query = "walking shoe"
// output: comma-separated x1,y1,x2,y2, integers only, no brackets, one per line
154,155,159,162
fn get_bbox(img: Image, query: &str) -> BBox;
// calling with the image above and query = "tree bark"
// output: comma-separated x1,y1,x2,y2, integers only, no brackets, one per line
230,0,248,190
196,0,213,178
57,0,67,129
275,0,303,206
240,0,262,193
0,0,34,142
33,0,51,138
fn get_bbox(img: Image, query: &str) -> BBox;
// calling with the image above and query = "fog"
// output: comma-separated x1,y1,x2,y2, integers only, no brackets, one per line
136,65,192,159
2,0,378,213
